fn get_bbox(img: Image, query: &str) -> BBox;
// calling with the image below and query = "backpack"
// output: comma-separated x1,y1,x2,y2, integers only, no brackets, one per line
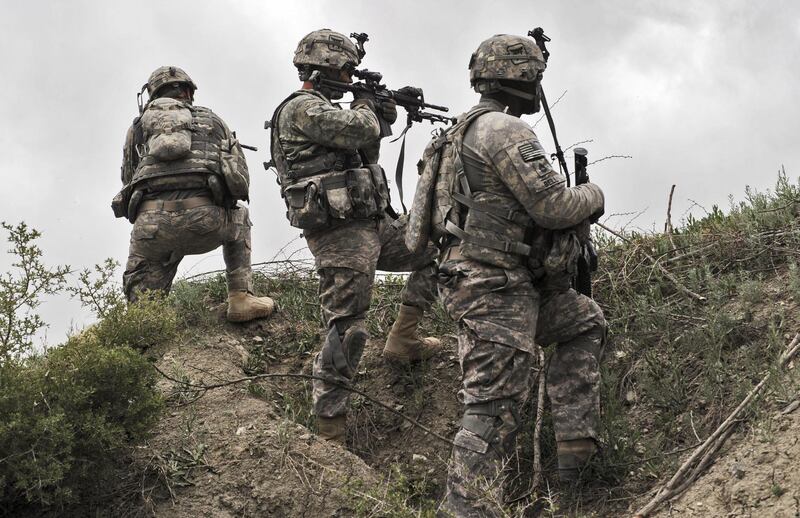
139,97,193,160
405,107,492,254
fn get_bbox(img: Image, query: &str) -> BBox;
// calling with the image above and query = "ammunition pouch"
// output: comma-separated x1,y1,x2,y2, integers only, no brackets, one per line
321,325,368,379
282,166,389,231
111,183,132,219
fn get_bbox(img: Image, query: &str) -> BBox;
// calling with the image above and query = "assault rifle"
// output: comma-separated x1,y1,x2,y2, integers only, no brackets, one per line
307,32,454,213
310,68,453,213
309,68,454,138
529,28,599,297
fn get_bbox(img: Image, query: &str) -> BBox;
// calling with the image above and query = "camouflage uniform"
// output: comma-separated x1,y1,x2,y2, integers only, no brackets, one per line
118,67,271,322
270,33,438,422
405,35,606,516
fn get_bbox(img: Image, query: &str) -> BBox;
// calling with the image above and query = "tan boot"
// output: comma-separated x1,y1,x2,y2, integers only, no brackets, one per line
226,291,276,323
556,438,597,483
383,304,441,363
316,415,346,445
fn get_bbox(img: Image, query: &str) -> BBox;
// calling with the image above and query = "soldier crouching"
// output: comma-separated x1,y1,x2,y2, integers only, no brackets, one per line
115,66,274,323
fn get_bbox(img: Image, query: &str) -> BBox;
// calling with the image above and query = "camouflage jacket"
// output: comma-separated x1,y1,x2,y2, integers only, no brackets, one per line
462,97,604,230
272,89,381,173
439,97,604,270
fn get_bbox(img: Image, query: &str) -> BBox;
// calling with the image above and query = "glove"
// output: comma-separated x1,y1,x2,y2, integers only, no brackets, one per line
351,88,377,112
379,99,398,124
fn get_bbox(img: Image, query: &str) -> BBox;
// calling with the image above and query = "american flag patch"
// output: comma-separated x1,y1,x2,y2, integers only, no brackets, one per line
518,141,546,162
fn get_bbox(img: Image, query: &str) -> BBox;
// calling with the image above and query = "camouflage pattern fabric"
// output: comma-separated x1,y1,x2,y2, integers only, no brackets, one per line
309,215,438,418
432,96,606,516
460,98,604,231
274,89,379,167
123,200,252,301
438,260,605,516
274,83,437,419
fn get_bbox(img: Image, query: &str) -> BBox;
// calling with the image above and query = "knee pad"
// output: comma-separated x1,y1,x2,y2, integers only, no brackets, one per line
456,399,520,455
321,324,368,379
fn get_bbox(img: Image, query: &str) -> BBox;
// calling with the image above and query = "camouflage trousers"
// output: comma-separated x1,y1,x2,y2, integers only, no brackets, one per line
123,202,252,301
438,258,605,518
306,215,438,418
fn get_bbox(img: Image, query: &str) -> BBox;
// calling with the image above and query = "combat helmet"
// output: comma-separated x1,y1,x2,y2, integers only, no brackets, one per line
293,29,361,79
468,34,546,97
145,66,197,97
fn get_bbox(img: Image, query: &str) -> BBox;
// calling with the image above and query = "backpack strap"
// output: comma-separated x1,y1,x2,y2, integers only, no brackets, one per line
445,107,534,257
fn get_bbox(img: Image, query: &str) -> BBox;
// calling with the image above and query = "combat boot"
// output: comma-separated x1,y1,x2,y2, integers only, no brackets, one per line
316,415,346,445
226,291,276,322
556,438,597,483
383,304,441,363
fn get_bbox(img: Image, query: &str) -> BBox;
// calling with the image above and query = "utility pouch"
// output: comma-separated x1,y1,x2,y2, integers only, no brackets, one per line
283,180,329,230
544,230,581,276
322,172,352,220
365,164,391,214
347,167,379,219
219,137,250,201
111,184,132,219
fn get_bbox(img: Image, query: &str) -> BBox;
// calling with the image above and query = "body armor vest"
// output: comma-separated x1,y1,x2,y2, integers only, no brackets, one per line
269,91,390,232
131,105,228,192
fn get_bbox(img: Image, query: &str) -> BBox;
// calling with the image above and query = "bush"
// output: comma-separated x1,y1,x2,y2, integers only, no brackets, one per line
0,223,167,512
91,291,178,351
0,333,163,510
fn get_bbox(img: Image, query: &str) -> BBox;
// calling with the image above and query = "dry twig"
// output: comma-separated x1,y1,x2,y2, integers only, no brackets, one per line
597,223,707,303
633,333,800,517
152,365,457,448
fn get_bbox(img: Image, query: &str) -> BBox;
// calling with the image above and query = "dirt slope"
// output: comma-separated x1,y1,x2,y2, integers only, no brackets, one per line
650,403,800,518
141,322,380,517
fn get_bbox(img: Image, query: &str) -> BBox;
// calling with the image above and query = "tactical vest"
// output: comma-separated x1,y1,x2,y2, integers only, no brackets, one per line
269,90,390,232
406,106,537,270
130,104,249,201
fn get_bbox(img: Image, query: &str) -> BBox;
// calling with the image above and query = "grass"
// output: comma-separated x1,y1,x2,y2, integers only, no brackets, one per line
118,172,800,516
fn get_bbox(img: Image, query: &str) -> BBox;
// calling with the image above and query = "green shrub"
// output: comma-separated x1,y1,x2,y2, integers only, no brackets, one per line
0,334,163,510
91,291,178,351
0,224,167,512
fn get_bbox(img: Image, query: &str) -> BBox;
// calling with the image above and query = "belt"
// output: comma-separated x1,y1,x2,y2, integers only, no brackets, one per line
138,196,215,212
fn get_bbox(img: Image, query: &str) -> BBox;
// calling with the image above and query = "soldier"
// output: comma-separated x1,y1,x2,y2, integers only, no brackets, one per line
269,29,440,444
407,35,606,516
116,66,275,322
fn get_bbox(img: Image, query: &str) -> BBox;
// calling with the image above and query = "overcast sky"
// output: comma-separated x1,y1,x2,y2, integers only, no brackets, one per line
1,0,799,343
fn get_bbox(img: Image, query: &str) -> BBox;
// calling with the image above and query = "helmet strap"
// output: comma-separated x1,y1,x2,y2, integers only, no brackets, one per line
497,84,537,101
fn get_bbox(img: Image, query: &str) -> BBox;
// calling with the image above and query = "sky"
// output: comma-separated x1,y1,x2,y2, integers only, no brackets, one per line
1,0,799,343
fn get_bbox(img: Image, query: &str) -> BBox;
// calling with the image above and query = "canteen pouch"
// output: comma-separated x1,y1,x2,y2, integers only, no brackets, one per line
322,172,352,220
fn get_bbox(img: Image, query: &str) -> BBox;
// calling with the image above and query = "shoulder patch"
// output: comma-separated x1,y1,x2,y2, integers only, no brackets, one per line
517,140,547,162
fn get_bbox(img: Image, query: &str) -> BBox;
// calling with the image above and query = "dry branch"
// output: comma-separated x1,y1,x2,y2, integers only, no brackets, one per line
633,333,800,517
531,348,548,491
152,365,457,448
597,223,707,303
